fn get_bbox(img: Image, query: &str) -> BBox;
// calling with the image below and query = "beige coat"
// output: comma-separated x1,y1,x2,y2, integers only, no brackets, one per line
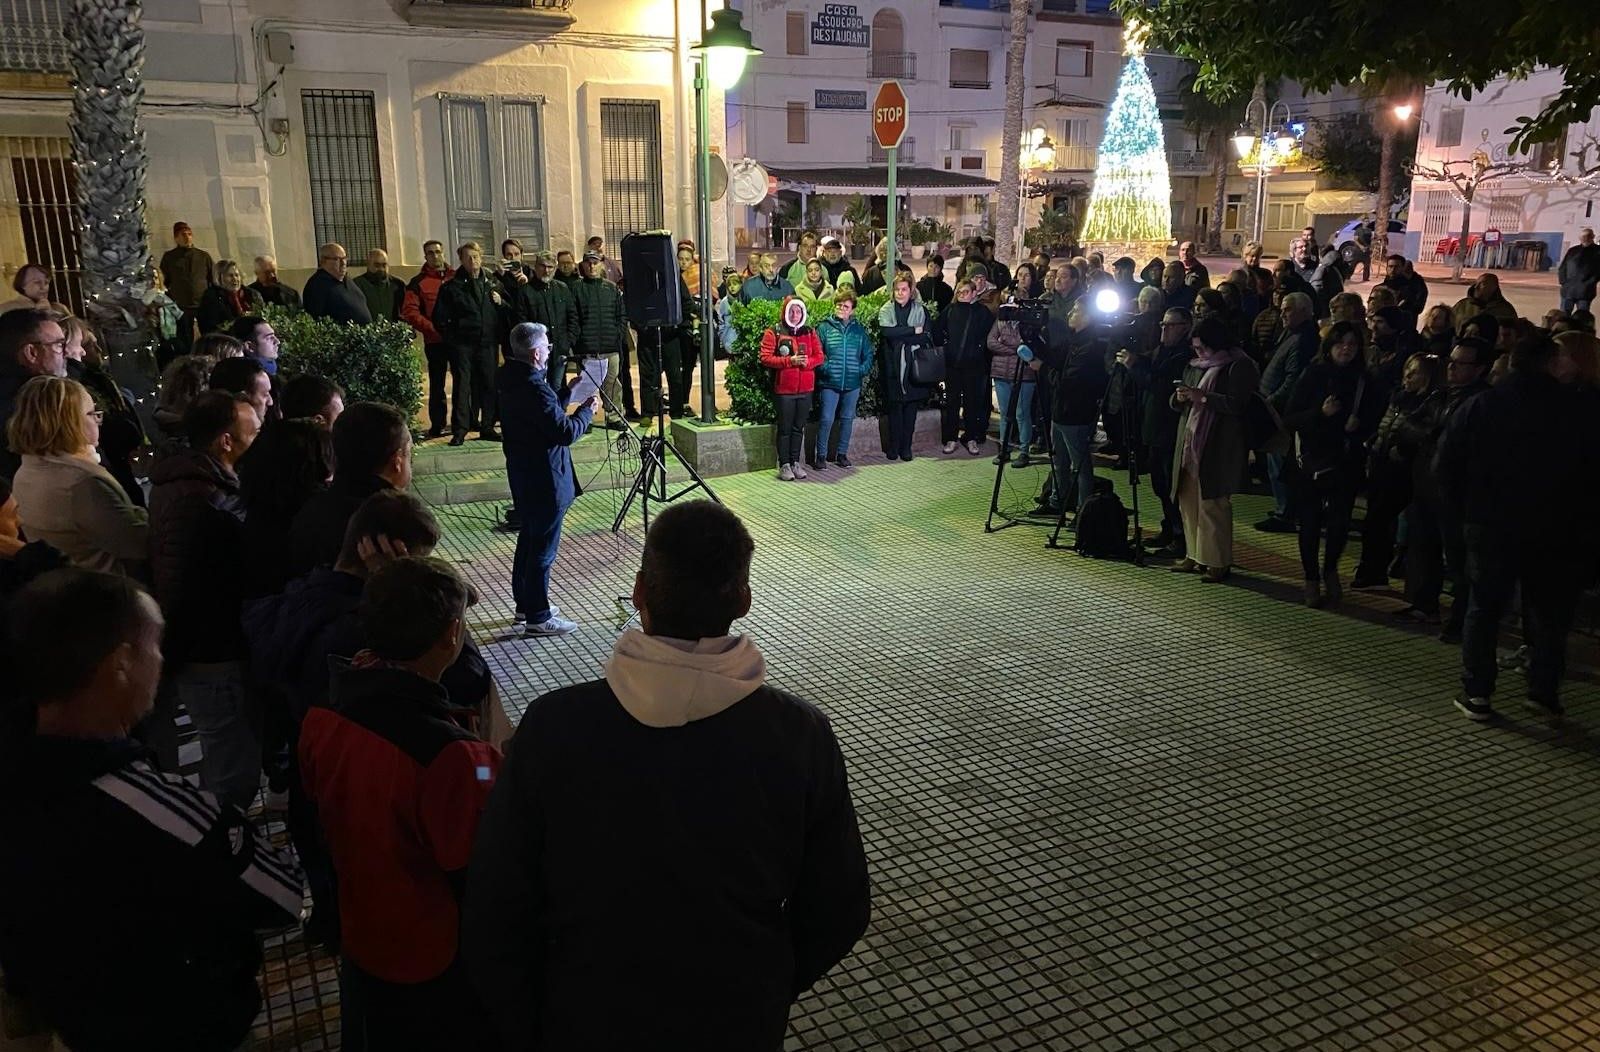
12,453,148,576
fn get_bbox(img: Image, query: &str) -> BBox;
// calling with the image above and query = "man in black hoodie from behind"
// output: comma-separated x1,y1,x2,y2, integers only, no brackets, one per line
286,401,413,577
464,501,870,1051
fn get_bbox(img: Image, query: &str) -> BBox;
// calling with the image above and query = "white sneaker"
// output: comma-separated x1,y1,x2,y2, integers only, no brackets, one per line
514,604,557,626
792,461,808,480
966,440,982,455
778,463,794,481
942,441,958,454
525,615,578,637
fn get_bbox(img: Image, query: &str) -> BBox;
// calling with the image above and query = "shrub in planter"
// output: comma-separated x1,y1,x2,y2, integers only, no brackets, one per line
264,306,424,422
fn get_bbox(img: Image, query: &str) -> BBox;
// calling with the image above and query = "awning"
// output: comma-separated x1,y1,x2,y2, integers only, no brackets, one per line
766,165,998,197
1304,189,1376,216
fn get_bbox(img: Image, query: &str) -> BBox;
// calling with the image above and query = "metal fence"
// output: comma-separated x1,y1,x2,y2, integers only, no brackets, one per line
869,137,917,164
0,0,69,74
0,135,84,315
599,99,664,247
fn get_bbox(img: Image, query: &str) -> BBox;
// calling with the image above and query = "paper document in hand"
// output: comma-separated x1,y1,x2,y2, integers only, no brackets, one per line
568,358,609,407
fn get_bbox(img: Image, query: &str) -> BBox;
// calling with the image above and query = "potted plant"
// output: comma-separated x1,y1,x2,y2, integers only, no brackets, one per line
905,217,930,260
843,195,872,261
933,220,956,255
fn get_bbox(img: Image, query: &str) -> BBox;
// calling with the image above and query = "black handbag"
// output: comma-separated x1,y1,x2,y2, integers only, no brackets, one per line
908,338,946,386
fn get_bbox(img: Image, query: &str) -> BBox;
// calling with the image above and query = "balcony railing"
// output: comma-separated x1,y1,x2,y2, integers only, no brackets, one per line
419,0,571,7
1052,144,1097,171
949,78,991,90
1167,148,1212,174
870,136,916,164
869,51,916,80
408,0,575,28
0,0,70,74
938,0,1009,9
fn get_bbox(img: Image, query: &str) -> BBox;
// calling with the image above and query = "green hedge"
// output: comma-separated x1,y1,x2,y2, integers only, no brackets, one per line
263,306,424,423
725,288,912,425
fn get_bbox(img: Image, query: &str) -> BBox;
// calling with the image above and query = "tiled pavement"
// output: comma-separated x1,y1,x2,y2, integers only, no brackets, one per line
246,448,1600,1050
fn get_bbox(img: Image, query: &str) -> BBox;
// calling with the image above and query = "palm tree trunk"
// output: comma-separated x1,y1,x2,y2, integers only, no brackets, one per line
1372,124,1397,266
995,0,1028,264
1206,136,1227,254
67,0,157,404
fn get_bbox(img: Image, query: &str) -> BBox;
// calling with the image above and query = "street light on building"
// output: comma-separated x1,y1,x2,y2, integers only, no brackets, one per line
689,6,760,423
1232,98,1294,245
1017,126,1055,260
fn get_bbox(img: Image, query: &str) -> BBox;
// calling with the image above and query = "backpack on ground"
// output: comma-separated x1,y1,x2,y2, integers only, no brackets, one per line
1073,478,1131,560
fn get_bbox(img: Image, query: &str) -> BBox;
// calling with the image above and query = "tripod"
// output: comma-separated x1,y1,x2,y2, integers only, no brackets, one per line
1046,350,1146,564
610,325,719,533
984,330,1061,533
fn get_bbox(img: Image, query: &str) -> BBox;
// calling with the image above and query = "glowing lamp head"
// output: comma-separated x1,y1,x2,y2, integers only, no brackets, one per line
1232,128,1256,158
1273,128,1297,155
1094,288,1122,315
1393,104,1414,121
694,8,762,91
1034,135,1056,169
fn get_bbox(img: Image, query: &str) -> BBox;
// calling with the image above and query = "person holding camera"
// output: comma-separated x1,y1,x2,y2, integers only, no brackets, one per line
1281,321,1386,607
1170,316,1260,583
759,296,822,481
1035,298,1109,518
878,276,932,462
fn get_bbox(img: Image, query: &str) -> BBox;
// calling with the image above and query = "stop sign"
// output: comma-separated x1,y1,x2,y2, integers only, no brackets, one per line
872,80,908,150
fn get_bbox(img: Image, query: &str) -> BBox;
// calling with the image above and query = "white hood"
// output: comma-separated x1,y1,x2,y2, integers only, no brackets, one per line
604,629,768,728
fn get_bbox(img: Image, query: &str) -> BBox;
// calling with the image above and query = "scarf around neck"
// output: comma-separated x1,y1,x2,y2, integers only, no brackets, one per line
1184,346,1247,473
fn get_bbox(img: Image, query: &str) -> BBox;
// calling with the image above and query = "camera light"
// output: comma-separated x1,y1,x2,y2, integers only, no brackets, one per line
1094,288,1122,315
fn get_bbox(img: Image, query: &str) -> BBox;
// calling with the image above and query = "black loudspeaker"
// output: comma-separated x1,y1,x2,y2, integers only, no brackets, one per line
620,231,682,328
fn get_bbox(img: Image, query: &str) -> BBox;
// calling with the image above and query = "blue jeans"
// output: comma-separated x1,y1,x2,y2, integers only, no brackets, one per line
992,378,1035,452
513,504,566,623
1266,452,1294,520
815,386,861,460
176,661,258,810
1052,422,1097,513
1561,297,1591,314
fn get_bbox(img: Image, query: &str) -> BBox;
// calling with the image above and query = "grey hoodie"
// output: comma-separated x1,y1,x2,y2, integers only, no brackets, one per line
604,629,768,727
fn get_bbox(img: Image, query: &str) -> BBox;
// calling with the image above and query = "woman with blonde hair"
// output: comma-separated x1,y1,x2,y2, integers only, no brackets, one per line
61,315,148,507
7,375,148,576
195,258,264,336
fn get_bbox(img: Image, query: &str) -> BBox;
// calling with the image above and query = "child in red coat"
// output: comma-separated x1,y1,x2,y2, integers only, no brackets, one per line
759,296,822,480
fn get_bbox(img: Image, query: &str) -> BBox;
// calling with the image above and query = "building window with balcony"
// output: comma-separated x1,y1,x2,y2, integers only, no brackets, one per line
869,10,913,79
1055,41,1091,78
440,94,549,254
786,11,808,56
787,102,808,144
1055,118,1095,169
598,99,664,249
949,49,989,90
1436,107,1464,149
302,89,387,255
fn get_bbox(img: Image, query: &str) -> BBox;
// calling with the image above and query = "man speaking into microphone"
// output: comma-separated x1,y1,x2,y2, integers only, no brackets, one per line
498,322,597,637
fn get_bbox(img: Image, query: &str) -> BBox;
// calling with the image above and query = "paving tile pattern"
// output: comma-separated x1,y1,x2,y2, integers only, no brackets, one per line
249,450,1599,1050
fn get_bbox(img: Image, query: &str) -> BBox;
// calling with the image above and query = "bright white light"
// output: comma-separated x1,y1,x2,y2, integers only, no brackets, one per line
1394,104,1414,121
1094,288,1121,314
705,47,748,91
1232,130,1256,158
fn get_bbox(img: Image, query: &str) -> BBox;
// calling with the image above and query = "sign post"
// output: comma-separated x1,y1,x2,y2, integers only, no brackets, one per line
872,80,908,279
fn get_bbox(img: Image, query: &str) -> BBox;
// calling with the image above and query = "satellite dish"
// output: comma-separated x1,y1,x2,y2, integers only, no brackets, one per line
730,158,771,205
709,153,729,202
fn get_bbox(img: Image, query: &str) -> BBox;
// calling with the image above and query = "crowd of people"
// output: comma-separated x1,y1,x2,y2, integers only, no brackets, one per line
0,211,1595,1046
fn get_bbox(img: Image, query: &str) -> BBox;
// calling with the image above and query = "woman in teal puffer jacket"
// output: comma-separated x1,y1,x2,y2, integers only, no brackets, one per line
811,288,875,469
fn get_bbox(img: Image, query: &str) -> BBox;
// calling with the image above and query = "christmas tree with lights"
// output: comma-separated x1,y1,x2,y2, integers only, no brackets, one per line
1080,24,1172,247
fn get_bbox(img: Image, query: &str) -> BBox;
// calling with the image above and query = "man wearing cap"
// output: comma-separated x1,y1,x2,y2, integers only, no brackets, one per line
509,250,581,387
585,236,623,286
570,252,629,425
159,222,215,345
816,236,859,290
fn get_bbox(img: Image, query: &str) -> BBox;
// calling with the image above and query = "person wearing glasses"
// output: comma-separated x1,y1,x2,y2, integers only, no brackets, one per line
6,375,148,577
302,242,373,325
1,307,70,482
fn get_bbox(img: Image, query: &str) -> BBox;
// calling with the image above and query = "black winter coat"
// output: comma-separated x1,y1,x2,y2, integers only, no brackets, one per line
1137,343,1193,448
0,735,300,1052
302,269,372,325
147,449,247,666
1558,243,1600,300
286,474,391,578
510,276,581,359
462,678,870,1052
1282,361,1385,478
432,270,507,353
936,300,993,370
1040,330,1109,426
569,277,629,357
877,300,929,403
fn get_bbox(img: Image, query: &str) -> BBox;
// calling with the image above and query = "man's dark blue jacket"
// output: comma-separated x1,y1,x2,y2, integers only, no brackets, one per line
497,357,592,517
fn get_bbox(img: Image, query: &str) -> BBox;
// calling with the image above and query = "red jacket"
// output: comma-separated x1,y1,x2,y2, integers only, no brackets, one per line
759,326,822,396
400,264,455,345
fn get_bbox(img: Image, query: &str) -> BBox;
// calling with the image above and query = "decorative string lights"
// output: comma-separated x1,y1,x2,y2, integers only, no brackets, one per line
1080,22,1173,247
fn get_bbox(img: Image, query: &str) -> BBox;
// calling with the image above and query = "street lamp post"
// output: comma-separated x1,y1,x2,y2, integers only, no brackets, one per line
690,6,760,424
1232,99,1293,246
1016,127,1055,260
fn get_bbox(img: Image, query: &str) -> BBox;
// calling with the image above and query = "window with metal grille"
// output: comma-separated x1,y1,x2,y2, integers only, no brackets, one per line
949,49,989,90
599,99,664,247
0,135,84,316
300,89,387,255
440,94,549,254
1419,190,1451,239
786,11,807,55
1436,107,1464,149
787,102,808,144
1486,194,1522,232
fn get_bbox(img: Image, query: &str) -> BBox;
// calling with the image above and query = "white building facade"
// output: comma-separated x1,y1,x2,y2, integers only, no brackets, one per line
1403,68,1600,270
0,0,731,305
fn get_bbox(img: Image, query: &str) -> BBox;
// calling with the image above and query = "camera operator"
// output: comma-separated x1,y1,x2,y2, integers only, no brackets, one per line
1033,298,1109,518
988,298,1042,467
1099,286,1163,467
1034,263,1084,456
